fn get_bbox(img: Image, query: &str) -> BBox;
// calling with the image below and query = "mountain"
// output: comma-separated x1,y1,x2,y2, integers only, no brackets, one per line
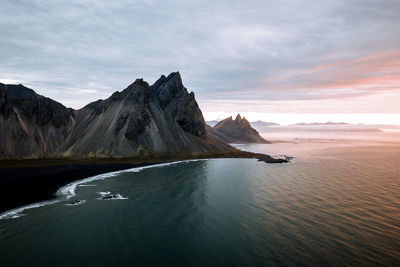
283,122,383,132
293,122,349,126
0,83,75,158
250,120,280,128
206,120,219,127
209,114,269,143
250,120,280,133
0,72,232,159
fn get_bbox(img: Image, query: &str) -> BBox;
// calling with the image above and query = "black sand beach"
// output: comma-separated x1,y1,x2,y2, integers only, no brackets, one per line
0,162,154,213
0,151,288,213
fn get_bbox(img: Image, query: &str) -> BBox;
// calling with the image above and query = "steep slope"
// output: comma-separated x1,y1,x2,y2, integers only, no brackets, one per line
64,72,231,157
0,73,232,159
209,114,269,144
0,83,75,158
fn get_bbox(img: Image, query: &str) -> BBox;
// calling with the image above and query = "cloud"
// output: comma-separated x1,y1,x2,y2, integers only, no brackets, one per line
208,50,400,101
0,0,399,116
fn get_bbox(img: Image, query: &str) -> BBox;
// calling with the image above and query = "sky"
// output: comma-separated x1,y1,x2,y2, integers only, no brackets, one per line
0,0,399,125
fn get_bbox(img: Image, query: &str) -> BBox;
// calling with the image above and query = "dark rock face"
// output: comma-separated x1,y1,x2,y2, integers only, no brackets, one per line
151,72,207,138
0,83,75,158
0,84,74,128
124,110,151,141
0,73,232,159
209,114,269,144
0,87,12,117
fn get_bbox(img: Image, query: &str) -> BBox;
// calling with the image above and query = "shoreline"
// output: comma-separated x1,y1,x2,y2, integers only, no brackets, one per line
0,159,206,220
0,151,290,215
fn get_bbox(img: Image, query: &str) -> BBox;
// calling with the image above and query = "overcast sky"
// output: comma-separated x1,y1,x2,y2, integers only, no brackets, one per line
1,0,400,124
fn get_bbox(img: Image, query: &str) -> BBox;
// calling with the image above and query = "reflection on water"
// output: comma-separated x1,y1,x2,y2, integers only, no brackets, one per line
0,131,400,266
237,130,400,158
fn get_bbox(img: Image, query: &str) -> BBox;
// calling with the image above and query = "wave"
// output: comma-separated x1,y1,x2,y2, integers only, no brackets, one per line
0,159,205,220
65,200,87,206
0,199,60,220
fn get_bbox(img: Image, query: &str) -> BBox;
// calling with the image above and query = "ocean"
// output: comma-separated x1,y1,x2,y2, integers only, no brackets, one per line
0,131,399,266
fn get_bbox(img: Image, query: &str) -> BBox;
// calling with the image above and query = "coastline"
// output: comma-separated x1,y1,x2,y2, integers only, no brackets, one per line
0,151,289,215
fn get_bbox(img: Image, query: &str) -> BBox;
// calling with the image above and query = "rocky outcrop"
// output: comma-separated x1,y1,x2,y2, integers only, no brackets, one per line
0,72,232,159
209,114,269,144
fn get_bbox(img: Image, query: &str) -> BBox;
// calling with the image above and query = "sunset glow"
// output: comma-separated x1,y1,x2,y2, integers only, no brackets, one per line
2,2,400,266
203,112,400,126
1,1,399,124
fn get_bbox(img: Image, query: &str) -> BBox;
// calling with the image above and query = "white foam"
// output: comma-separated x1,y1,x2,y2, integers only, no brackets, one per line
97,192,127,200
0,159,204,220
99,191,111,196
65,200,87,206
115,195,128,200
273,155,295,162
0,198,60,220
56,159,204,199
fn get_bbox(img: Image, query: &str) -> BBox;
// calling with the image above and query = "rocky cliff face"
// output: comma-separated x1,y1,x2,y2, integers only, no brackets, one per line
0,72,232,159
209,114,269,144
151,73,207,138
0,84,75,158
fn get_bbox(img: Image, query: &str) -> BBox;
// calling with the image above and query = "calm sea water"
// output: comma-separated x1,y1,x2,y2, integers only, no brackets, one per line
1,131,400,266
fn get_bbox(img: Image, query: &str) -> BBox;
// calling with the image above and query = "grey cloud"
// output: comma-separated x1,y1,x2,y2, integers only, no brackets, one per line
0,0,399,108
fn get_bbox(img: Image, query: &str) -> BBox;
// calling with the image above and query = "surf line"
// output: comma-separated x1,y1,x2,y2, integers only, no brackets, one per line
0,159,206,220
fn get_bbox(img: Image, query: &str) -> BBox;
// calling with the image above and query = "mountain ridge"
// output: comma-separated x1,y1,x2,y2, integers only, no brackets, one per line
0,72,232,159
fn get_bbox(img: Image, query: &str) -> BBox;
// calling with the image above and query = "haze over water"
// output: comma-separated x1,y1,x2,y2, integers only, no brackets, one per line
1,131,400,266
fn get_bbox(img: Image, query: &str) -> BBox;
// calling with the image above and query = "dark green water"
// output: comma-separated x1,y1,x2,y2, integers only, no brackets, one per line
1,135,400,266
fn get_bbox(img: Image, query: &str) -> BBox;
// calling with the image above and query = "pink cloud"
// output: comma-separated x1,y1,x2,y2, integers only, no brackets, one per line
205,50,400,100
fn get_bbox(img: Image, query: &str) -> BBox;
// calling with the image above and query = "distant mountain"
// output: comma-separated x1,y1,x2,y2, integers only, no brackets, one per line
285,122,383,132
366,124,400,129
206,120,219,127
207,120,279,129
253,121,384,133
293,122,349,126
251,120,280,127
250,120,280,132
208,114,269,144
0,72,232,159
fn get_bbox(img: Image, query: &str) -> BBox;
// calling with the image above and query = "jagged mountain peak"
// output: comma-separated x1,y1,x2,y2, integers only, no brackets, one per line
152,75,167,89
233,114,250,124
0,73,232,159
166,71,181,80
0,82,73,128
211,115,269,144
151,72,207,138
152,72,185,100
84,78,151,114
84,72,189,115
235,113,242,121
127,78,149,89
216,114,250,127
0,83,38,100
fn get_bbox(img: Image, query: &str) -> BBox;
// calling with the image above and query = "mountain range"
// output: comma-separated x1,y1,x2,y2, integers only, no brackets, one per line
0,73,290,213
207,119,392,133
0,72,232,159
